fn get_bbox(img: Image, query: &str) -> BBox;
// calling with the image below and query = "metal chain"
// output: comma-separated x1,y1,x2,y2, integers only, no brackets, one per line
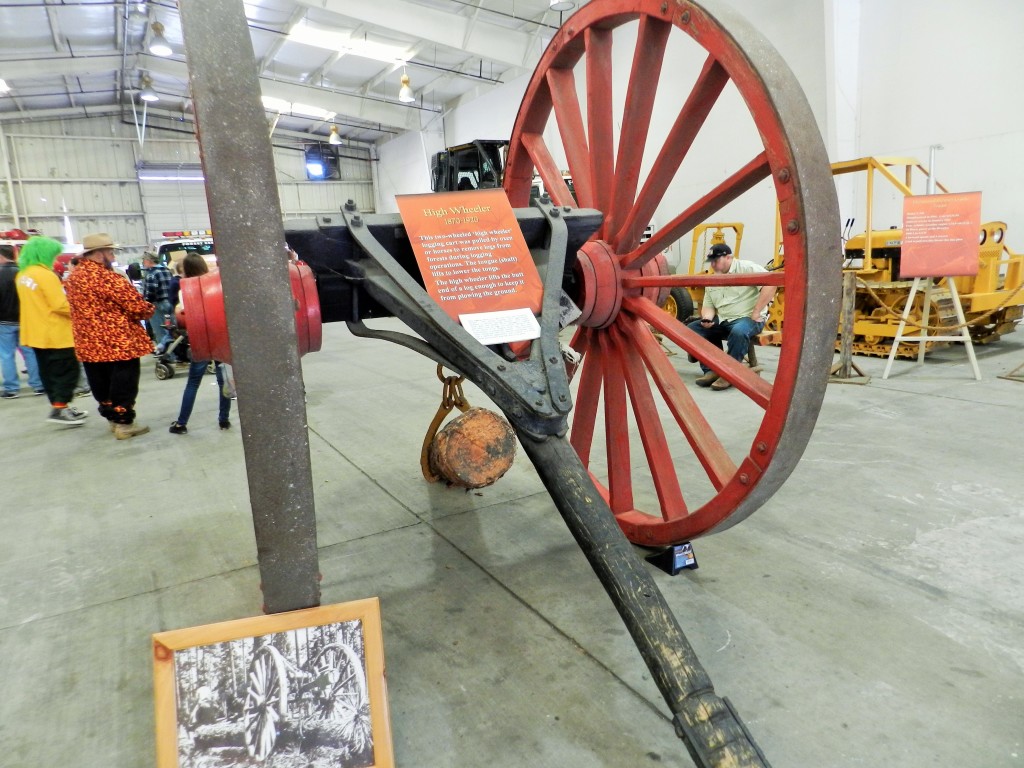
420,365,472,483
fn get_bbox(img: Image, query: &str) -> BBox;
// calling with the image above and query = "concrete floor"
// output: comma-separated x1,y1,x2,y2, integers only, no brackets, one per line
1,319,1022,767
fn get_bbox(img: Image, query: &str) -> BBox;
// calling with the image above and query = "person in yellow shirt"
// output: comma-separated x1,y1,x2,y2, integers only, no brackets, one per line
15,237,88,426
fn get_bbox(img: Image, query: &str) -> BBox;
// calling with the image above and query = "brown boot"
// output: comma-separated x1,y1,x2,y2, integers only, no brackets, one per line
114,422,150,440
695,371,720,387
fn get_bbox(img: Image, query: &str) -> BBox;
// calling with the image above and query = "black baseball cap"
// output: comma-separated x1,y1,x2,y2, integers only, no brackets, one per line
708,243,732,259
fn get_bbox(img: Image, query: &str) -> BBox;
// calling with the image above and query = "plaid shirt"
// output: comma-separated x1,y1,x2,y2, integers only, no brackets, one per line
144,263,174,303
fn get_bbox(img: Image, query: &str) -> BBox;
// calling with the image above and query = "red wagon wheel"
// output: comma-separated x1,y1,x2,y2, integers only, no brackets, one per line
504,0,839,546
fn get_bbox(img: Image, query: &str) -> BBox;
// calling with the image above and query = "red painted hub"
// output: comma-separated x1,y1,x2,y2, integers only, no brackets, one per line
179,262,322,364
574,240,622,328
576,243,672,329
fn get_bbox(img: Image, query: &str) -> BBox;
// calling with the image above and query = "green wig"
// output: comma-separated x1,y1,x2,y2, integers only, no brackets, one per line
17,236,64,272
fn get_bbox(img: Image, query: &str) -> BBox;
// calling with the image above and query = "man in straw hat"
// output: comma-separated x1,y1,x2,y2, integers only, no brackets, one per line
64,233,155,439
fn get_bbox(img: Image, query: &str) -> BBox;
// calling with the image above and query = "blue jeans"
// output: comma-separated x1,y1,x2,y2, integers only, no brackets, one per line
175,360,231,426
152,299,175,351
0,324,42,393
687,316,764,373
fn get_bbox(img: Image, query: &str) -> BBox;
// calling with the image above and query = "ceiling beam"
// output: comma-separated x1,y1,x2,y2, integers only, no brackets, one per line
296,0,545,69
259,6,308,74
0,55,124,81
0,54,430,133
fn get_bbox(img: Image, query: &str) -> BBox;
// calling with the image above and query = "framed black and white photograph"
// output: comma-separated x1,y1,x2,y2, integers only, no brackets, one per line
153,598,392,768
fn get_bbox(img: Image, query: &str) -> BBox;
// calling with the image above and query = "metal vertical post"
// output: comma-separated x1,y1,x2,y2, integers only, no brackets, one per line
0,123,20,227
177,0,320,612
837,271,855,377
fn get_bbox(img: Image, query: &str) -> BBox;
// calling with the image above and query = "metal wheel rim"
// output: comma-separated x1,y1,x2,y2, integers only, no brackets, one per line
504,0,839,545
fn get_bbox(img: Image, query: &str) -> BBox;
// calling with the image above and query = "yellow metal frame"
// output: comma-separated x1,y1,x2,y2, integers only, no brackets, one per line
686,222,744,274
835,156,1023,319
767,157,1024,352
679,223,744,308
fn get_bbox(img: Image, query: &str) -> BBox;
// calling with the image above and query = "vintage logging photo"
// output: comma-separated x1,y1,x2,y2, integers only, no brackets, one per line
171,619,374,767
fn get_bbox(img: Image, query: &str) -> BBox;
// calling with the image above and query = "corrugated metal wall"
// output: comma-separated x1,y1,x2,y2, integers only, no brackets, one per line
0,116,375,260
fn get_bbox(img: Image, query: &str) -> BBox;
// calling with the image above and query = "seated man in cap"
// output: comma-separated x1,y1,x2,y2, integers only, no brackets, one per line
687,243,776,391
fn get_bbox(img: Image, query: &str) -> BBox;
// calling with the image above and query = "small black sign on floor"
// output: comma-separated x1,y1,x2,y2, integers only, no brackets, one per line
646,542,698,575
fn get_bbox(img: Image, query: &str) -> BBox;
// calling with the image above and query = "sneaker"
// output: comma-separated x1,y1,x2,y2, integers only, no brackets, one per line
74,387,91,397
169,422,188,435
710,378,732,391
114,422,150,440
695,371,720,387
65,406,89,419
219,420,231,430
46,407,87,426
1,391,18,399
33,389,46,396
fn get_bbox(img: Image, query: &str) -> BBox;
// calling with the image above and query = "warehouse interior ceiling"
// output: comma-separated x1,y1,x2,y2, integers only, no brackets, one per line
0,0,583,145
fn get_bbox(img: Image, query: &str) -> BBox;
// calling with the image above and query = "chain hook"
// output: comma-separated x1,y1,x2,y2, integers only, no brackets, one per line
421,365,472,482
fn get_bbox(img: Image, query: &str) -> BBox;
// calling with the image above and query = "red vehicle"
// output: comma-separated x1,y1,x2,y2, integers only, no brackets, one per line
0,228,82,276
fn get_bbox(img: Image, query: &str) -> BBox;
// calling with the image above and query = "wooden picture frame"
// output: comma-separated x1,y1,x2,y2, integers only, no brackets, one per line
153,598,392,768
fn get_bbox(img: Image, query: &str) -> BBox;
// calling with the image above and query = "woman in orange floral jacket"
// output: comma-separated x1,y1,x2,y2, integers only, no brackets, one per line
65,233,155,439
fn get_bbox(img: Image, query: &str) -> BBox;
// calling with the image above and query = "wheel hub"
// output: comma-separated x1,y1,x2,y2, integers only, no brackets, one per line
574,241,671,328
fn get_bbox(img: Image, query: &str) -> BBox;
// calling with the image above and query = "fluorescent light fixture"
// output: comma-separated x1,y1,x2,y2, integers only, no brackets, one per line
137,162,204,181
261,96,290,113
291,103,335,121
149,21,172,57
550,0,575,10
259,96,334,121
287,19,410,63
398,72,415,104
0,79,9,93
328,125,342,145
139,74,158,102
139,175,206,182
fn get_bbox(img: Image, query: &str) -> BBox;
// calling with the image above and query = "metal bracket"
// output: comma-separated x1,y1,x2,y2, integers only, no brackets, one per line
335,199,586,439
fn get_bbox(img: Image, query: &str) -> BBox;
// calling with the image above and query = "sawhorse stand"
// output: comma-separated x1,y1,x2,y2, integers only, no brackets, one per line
998,360,1024,383
882,277,980,380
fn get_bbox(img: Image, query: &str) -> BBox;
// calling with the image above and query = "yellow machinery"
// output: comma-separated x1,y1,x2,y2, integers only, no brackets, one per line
765,156,1024,357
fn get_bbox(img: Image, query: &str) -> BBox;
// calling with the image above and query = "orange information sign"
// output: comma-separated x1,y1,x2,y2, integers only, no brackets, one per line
899,192,982,278
397,189,544,344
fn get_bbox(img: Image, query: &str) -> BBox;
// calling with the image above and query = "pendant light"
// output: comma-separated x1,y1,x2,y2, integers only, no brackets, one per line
398,71,415,104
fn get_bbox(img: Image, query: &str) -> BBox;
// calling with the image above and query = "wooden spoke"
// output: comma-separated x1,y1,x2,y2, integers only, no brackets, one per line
607,16,672,240
622,151,772,271
613,56,730,253
547,67,593,208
